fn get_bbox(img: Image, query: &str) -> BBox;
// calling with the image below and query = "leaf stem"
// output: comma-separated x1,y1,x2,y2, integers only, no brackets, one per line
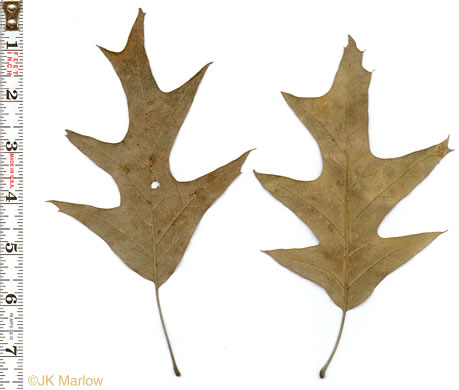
155,286,181,376
319,309,346,378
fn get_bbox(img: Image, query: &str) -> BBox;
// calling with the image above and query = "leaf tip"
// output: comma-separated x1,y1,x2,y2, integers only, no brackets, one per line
434,230,448,238
97,9,147,60
232,149,253,174
253,169,263,181
197,62,213,75
245,148,256,159
347,34,356,47
47,200,61,212
280,91,292,99
281,91,300,107
134,8,146,26
346,34,364,52
96,44,116,59
238,149,254,166
319,368,326,379
172,62,213,96
64,130,82,145
439,136,453,157
344,34,367,62
199,62,213,78
445,135,454,153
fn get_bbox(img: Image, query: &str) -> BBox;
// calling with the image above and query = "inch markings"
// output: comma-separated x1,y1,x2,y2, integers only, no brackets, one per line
0,0,23,389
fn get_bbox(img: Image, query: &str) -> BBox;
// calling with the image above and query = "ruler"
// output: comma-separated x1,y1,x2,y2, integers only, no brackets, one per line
0,0,23,389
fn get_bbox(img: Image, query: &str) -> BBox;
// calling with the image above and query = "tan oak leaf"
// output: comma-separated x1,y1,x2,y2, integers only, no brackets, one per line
255,36,450,378
51,9,251,375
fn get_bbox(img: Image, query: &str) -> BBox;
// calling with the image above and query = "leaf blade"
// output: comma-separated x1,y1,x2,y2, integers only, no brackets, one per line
52,9,251,374
257,35,450,376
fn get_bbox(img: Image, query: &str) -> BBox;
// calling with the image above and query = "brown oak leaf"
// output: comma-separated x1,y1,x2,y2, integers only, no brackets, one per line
255,36,450,378
51,9,251,375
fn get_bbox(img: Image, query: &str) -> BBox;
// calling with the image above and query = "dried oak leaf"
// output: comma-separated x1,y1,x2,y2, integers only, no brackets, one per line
50,9,250,376
255,36,450,378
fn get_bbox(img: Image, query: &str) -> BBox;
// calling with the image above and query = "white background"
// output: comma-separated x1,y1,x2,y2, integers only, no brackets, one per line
25,0,459,389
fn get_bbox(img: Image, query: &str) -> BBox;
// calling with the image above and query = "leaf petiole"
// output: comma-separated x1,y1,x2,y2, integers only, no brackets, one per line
155,287,181,376
320,309,346,378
